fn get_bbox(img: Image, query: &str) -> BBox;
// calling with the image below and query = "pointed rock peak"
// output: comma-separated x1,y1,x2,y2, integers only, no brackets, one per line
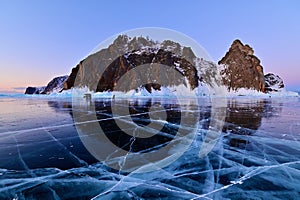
161,40,181,48
229,39,254,56
219,39,265,92
232,39,243,46
114,34,130,44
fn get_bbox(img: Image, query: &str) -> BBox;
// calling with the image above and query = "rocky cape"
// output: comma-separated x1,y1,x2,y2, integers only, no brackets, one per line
25,37,285,95
25,75,68,94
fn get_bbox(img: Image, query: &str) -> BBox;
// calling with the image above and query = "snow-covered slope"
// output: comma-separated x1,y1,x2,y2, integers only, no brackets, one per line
42,75,69,94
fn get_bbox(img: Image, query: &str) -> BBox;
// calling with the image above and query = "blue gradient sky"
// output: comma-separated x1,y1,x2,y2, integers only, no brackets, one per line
0,0,299,93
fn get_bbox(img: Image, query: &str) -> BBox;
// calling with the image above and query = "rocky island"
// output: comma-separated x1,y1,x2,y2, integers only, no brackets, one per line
25,37,286,95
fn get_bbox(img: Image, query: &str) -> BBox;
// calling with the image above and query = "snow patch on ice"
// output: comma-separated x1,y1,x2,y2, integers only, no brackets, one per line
223,87,299,98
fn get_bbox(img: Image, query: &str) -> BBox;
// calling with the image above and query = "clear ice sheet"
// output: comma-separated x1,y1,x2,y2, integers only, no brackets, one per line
0,97,299,199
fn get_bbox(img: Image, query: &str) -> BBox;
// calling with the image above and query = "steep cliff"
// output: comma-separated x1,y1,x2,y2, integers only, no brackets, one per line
63,35,219,93
218,40,265,92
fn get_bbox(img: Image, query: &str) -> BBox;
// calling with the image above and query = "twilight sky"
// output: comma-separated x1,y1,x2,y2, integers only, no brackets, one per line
0,0,299,93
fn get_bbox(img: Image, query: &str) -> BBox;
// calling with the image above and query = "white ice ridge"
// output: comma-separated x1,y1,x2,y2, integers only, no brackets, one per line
2,86,298,99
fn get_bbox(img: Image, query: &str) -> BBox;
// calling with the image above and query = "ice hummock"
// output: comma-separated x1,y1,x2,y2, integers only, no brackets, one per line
1,84,298,101
77,86,300,98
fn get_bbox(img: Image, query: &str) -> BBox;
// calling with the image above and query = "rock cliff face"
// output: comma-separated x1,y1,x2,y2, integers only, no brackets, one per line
63,35,219,93
218,40,265,92
64,35,157,91
25,75,68,94
264,73,284,92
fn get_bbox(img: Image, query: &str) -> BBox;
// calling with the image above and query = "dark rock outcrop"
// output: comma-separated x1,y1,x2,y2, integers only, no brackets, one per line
25,86,45,94
264,73,284,92
25,75,68,94
94,49,198,92
25,87,36,94
63,35,212,93
218,39,265,92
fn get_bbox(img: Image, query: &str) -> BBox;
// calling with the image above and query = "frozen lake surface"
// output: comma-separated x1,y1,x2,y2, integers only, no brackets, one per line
0,95,300,199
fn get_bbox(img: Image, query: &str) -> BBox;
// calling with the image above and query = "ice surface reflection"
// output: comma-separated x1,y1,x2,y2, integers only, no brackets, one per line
94,99,181,153
0,97,299,199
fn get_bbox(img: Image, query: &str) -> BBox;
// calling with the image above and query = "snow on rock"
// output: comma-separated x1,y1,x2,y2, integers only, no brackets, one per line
264,73,285,92
42,75,69,94
64,35,216,94
27,35,296,98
